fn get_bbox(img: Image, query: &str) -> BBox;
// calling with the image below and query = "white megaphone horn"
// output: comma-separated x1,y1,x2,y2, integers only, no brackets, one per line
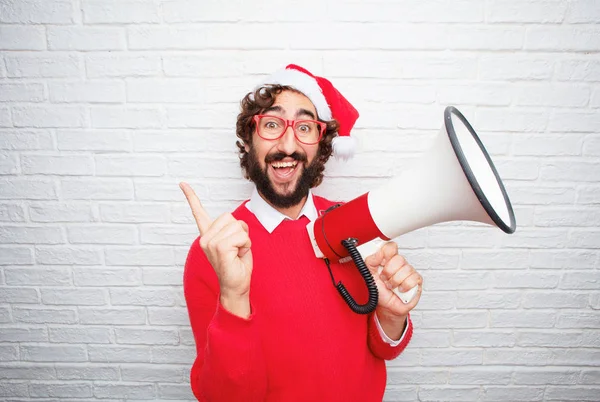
307,106,516,314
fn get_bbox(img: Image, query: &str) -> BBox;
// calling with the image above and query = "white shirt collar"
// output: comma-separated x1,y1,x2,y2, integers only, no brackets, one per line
245,187,318,233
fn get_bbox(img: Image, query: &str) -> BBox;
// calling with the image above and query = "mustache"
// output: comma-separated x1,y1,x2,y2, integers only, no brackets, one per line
264,151,307,164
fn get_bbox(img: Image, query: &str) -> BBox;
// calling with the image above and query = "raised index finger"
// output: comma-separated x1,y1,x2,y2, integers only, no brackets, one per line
179,182,212,235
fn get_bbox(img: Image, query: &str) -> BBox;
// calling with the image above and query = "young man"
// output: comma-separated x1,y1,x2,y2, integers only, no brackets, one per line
181,64,423,401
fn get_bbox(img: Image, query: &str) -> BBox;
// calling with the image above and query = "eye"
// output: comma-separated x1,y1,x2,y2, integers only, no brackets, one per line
297,124,310,133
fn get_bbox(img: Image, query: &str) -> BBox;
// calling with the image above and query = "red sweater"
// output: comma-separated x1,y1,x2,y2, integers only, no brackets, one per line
183,196,413,401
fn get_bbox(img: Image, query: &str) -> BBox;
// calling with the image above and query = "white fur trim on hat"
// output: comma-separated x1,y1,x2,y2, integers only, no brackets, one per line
332,135,356,161
254,68,332,121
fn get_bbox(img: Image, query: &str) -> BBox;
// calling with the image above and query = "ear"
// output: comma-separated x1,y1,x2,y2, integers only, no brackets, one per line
244,143,249,153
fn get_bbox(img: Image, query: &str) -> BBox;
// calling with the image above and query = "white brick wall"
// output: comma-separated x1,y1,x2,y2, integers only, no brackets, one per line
0,0,598,401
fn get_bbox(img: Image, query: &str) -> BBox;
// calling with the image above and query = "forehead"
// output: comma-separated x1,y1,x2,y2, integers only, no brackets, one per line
272,90,318,117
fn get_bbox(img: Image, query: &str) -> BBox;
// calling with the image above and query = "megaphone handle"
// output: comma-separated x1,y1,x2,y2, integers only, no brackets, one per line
393,285,419,304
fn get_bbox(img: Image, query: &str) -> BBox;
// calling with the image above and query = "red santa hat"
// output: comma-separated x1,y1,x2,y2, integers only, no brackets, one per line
253,64,359,160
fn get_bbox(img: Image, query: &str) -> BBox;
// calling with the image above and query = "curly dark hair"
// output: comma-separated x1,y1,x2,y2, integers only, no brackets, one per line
235,85,339,188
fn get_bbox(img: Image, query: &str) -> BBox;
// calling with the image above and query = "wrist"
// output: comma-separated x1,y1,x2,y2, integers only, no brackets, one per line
376,310,408,341
220,292,251,319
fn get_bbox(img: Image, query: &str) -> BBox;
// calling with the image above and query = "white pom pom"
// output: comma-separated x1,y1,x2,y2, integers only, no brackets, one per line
332,136,356,161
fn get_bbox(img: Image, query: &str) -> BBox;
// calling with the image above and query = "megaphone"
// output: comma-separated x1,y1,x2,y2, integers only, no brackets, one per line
307,106,516,314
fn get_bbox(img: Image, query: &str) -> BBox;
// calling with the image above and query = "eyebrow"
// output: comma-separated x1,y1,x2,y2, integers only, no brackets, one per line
263,106,317,120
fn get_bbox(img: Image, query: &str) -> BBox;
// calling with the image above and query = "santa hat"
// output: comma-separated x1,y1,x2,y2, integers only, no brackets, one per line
253,64,359,160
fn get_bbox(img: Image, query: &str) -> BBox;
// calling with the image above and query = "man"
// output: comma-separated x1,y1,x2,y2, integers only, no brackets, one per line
181,64,423,401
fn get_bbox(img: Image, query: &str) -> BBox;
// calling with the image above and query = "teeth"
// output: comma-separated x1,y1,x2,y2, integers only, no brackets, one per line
272,161,297,168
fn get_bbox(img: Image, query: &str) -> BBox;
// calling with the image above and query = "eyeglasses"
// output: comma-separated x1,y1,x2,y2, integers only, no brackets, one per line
253,114,326,145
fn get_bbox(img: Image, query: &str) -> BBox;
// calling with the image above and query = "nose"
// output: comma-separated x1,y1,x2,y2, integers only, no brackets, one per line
277,125,298,155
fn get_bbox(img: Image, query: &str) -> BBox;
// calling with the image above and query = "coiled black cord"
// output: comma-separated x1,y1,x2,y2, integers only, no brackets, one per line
324,238,379,315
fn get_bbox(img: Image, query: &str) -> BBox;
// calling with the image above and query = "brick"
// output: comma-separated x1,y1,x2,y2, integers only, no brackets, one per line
419,386,480,401
115,328,179,345
461,250,529,269
29,202,95,223
508,184,576,205
453,330,517,347
121,364,188,382
167,156,245,179
13,307,77,324
501,228,569,248
0,152,18,174
583,136,600,156
0,345,18,361
99,202,168,223
580,369,600,385
49,326,111,343
556,59,600,82
74,266,141,286
42,288,107,306
48,26,126,51
67,225,137,245
166,104,237,129
110,288,177,307
0,247,33,264
86,53,161,78
523,292,588,308
91,106,162,128
148,307,189,326
406,330,451,348
492,271,560,289
0,25,45,50
133,129,233,152
0,306,10,322
449,368,512,385
526,27,600,52
416,291,456,311
577,186,600,204
140,225,197,246
0,0,74,23
57,129,132,151
21,154,93,175
35,246,103,265
0,82,45,102
423,271,490,291
0,178,57,200
491,311,556,328
557,312,600,329
550,349,600,365
30,382,92,398
0,326,47,342
96,155,166,176
93,383,155,399
79,307,146,325
151,346,196,364
475,109,548,132
128,26,208,50
456,291,521,309
105,246,175,266
591,293,600,309
421,349,483,366
480,56,554,81
142,267,183,286
163,54,244,78
0,129,53,150
516,84,590,107
61,178,133,200
568,230,600,248
13,106,85,128
387,368,448,385
421,311,488,329
513,134,584,156
337,0,484,22
48,81,125,103
0,382,29,397
383,386,418,401
0,106,10,127
88,345,151,363
428,228,502,248
56,365,119,380
162,0,242,22
0,226,64,244
560,272,600,290
5,53,80,78
0,203,27,223
487,0,567,22
518,331,589,348
550,112,600,132
158,383,195,399
0,364,56,380
545,387,600,401
179,327,195,346
437,84,511,106
83,0,160,23
535,207,600,227
0,287,39,303
481,386,545,401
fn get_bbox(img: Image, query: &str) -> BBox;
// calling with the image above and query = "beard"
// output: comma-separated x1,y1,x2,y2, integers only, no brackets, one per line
247,147,321,209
